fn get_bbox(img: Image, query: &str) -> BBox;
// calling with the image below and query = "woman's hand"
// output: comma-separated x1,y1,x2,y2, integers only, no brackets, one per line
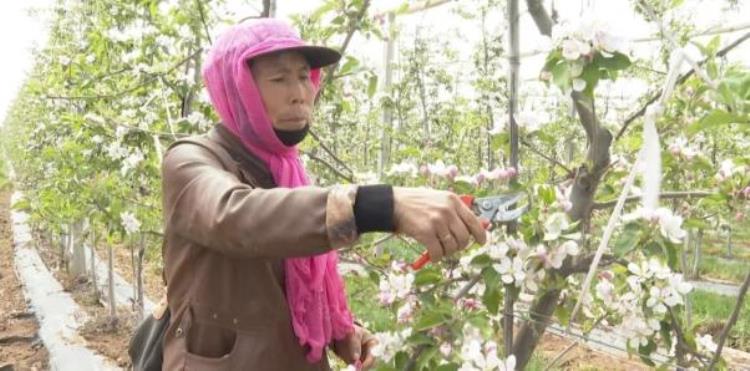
393,187,487,262
332,324,378,370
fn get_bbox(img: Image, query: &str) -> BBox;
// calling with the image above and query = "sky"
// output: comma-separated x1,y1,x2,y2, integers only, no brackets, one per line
1,0,748,127
0,0,54,125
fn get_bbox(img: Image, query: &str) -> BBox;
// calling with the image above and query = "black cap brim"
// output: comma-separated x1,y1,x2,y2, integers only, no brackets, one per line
278,45,342,69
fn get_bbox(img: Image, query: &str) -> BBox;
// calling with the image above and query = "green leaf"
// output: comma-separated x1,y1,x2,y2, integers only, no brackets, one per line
416,346,438,370
415,311,448,331
435,363,460,371
482,284,501,315
551,61,571,91
614,222,641,257
339,56,360,76
688,109,747,135
367,74,378,98
414,268,442,287
596,52,631,71
638,340,657,366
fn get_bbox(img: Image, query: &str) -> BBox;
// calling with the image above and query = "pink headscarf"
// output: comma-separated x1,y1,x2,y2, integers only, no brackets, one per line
201,19,354,362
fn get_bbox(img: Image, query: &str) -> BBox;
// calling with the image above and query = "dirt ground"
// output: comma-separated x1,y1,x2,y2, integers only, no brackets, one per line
33,232,138,369
0,191,49,370
537,333,649,370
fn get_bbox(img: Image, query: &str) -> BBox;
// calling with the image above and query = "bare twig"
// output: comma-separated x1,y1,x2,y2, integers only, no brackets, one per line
195,0,213,44
309,130,354,174
521,139,574,176
615,31,750,141
317,0,372,98
44,49,203,101
708,271,750,371
303,151,354,183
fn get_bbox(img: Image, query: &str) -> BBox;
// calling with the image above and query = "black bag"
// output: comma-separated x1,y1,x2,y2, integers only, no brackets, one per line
128,307,171,371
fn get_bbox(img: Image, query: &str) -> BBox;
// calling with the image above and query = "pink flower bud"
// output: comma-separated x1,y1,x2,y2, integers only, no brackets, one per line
506,167,518,178
474,173,485,185
447,165,459,179
736,212,745,222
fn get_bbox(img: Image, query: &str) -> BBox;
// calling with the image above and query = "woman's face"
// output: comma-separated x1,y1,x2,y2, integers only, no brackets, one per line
250,51,314,131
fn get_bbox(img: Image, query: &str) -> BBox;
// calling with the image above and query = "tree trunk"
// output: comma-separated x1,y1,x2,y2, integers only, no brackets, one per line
726,226,733,258
513,2,613,368
692,229,703,279
108,240,117,322
136,233,146,321
378,12,395,179
261,0,276,18
90,227,99,302
70,220,86,277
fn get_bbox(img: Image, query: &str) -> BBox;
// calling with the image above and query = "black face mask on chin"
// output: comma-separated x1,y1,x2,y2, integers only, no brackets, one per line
273,123,310,146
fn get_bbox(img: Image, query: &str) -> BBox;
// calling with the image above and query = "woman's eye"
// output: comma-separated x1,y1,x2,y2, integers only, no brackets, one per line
270,77,284,82
299,74,309,81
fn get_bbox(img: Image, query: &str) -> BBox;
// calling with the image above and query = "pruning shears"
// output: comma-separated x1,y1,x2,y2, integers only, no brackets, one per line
410,192,528,270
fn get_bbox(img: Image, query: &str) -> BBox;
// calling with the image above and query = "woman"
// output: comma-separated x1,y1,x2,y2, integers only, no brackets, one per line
160,19,486,370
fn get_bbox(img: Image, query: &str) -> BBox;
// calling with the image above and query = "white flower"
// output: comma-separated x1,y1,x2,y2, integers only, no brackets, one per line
388,161,418,177
120,211,141,235
378,270,414,305
697,334,718,353
595,279,615,303
668,137,699,159
440,342,452,357
106,141,128,160
354,171,379,184
493,257,525,286
562,39,584,60
371,328,412,361
572,78,587,92
654,208,686,243
396,298,416,324
593,30,626,53
716,159,737,182
543,212,570,241
499,355,516,371
427,160,449,177
121,148,145,175
487,242,509,260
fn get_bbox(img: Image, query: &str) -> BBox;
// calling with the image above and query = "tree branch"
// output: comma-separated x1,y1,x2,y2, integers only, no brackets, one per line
45,49,203,101
592,191,713,210
317,0,372,98
615,31,750,141
708,271,750,371
303,151,354,183
521,139,574,176
195,0,213,44
525,0,553,36
309,130,354,174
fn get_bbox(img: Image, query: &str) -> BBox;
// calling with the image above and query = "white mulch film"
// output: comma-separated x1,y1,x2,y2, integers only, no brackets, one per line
11,191,122,371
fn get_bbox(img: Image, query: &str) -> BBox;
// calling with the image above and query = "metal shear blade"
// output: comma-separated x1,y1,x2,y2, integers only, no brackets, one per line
472,193,527,223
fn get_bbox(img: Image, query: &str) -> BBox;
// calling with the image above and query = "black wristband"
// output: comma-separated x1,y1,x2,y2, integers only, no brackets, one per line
353,184,395,234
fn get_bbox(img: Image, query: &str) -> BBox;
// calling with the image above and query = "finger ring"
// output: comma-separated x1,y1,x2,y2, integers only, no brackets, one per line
440,234,453,243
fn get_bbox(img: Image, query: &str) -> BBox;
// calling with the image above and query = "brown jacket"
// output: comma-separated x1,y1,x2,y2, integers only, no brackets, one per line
160,125,358,371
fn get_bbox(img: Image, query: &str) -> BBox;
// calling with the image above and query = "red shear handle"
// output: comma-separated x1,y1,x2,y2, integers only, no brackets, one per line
410,195,489,270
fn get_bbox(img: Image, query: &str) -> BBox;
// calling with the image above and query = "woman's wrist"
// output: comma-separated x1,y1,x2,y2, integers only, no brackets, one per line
353,184,395,234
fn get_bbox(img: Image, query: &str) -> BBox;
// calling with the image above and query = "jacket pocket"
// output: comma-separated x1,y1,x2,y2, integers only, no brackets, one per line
182,307,241,370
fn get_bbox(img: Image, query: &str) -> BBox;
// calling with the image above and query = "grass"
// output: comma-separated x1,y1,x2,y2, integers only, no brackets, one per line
689,290,750,352
697,255,750,284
